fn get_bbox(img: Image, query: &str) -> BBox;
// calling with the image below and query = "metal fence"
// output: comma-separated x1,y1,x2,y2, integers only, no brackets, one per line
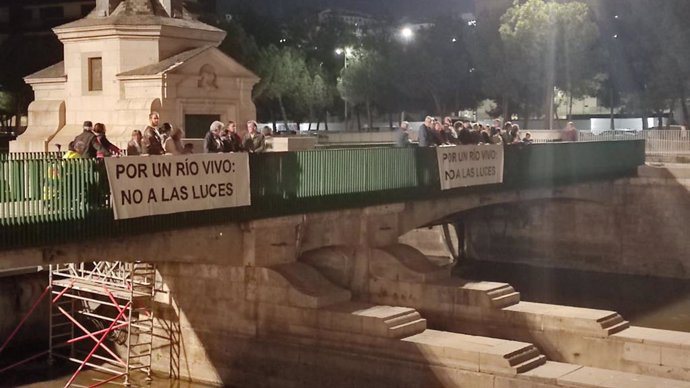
527,129,690,156
0,141,645,251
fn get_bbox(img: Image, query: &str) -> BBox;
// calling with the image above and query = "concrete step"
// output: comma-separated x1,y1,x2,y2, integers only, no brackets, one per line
505,345,542,367
490,291,521,308
324,303,427,339
512,354,548,373
453,282,520,308
383,310,423,328
603,320,630,335
486,284,520,309
598,312,630,334
402,330,547,375
388,318,428,339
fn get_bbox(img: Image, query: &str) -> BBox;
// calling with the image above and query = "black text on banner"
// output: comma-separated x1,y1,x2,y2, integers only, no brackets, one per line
436,145,504,190
104,153,251,220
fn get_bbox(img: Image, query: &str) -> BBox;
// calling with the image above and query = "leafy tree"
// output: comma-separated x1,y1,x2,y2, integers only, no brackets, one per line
587,0,690,127
338,50,385,130
0,91,16,129
632,0,690,125
253,46,310,129
304,70,333,130
553,2,601,119
500,0,598,128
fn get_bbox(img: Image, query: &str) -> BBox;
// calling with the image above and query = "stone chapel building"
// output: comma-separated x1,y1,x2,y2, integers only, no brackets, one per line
12,0,259,152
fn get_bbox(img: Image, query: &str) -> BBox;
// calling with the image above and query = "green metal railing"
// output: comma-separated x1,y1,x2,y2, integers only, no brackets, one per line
0,141,645,251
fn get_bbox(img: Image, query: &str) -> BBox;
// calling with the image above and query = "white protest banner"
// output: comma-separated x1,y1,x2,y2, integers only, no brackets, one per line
436,144,504,190
104,153,251,220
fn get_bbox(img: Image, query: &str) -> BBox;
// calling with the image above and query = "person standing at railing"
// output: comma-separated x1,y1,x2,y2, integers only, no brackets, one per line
562,122,578,142
433,120,450,145
490,118,502,134
417,116,434,147
500,122,513,145
72,120,109,158
164,126,185,155
522,132,534,144
396,121,411,147
222,121,243,152
63,141,84,159
127,130,143,156
161,122,172,144
204,121,225,153
489,126,503,145
93,123,121,157
508,124,522,144
242,120,266,153
142,112,164,155
442,117,458,144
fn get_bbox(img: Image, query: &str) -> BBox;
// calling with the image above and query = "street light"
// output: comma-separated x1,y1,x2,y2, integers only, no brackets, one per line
335,47,354,130
400,27,414,41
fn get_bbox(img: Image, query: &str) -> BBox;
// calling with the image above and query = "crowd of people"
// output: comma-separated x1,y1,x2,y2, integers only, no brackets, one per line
63,112,272,160
398,117,537,148
61,112,580,159
202,119,270,154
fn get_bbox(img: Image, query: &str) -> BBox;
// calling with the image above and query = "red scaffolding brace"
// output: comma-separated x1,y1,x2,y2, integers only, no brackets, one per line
0,261,156,387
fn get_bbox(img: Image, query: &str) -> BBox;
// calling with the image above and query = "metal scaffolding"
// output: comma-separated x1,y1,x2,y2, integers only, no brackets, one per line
49,261,156,386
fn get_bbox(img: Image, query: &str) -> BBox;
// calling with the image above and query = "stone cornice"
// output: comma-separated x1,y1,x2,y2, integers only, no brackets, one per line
117,74,164,81
24,77,68,85
53,24,225,44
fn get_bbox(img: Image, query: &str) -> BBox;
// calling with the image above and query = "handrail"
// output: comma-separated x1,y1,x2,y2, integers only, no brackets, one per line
0,141,645,251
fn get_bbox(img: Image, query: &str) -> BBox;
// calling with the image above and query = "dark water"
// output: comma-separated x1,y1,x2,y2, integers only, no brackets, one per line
3,360,214,388
456,260,690,332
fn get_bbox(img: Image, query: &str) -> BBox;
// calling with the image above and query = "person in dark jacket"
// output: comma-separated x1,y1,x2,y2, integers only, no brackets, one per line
396,121,411,147
73,120,108,158
142,112,164,155
92,123,120,157
204,121,224,153
417,116,434,147
222,121,243,152
142,127,163,155
127,130,143,156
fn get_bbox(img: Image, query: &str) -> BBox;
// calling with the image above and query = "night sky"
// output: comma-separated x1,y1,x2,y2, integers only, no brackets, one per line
219,0,475,20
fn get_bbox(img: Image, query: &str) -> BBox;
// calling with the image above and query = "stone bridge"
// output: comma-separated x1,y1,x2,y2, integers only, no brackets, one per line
5,142,690,388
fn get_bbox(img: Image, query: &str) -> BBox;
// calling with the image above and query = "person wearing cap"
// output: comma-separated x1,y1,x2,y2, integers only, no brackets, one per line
72,120,106,158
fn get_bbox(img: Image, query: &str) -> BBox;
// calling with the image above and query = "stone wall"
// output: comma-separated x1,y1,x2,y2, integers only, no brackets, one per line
463,167,690,279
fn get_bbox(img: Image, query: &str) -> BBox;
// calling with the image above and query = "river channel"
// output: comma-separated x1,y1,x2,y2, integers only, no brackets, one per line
456,260,690,333
4,260,690,387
